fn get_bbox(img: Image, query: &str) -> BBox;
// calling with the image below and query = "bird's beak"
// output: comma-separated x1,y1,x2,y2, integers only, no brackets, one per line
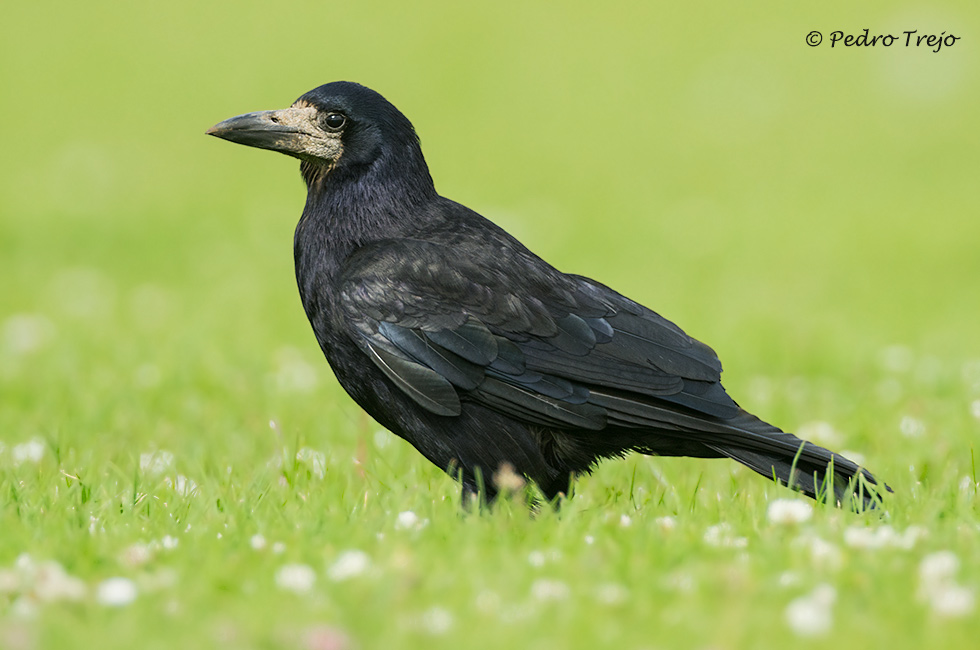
206,107,340,161
206,109,305,155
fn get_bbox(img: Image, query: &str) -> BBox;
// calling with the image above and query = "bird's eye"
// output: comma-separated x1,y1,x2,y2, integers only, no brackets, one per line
323,112,347,131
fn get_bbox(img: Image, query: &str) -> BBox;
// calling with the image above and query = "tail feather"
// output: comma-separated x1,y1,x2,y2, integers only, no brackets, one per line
702,409,889,508
593,385,890,508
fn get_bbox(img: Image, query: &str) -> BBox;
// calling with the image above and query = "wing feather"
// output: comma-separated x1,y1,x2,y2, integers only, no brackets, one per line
341,238,737,428
362,339,461,416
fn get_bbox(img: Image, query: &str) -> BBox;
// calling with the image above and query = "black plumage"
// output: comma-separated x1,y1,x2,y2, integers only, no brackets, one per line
207,81,888,507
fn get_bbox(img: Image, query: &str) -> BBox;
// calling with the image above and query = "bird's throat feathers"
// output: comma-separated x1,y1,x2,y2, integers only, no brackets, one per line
301,129,434,211
296,137,437,278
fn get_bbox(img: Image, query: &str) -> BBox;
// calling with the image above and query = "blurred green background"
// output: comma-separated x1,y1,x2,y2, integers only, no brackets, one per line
3,0,977,372
1,0,978,647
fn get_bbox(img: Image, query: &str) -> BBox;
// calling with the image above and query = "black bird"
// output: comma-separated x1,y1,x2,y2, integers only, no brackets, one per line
207,81,886,507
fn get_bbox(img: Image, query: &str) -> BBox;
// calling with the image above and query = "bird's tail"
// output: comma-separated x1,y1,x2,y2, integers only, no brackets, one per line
699,409,890,509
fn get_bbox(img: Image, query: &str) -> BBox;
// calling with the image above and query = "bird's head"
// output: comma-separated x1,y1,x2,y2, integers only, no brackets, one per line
207,81,428,188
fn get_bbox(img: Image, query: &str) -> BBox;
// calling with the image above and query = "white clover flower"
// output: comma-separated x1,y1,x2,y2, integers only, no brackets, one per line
10,596,37,619
843,525,896,549
929,585,975,618
768,499,813,525
373,430,392,448
899,415,925,438
89,516,102,535
583,535,595,545
0,569,20,594
275,563,316,594
918,551,975,618
876,379,902,403
395,510,427,531
964,360,980,387
301,625,351,650
141,568,177,592
499,604,534,624
916,356,942,384
120,543,152,568
839,449,866,467
526,549,560,568
895,526,926,550
33,561,86,602
395,510,419,530
842,526,876,549
843,524,924,551
664,571,695,593
139,450,175,474
619,514,632,527
474,589,500,613
161,535,179,550
3,314,55,355
15,554,35,574
273,347,319,394
296,447,326,479
811,584,837,606
959,476,977,495
531,578,570,601
655,516,677,532
165,474,199,496
748,376,773,404
970,399,980,420
97,577,138,607
797,421,842,447
704,523,747,548
250,534,267,550
272,542,286,554
420,607,454,635
785,584,836,637
919,551,960,587
134,363,161,389
12,438,45,465
50,268,116,318
881,345,913,373
595,582,629,605
779,572,802,588
807,538,842,571
327,550,370,581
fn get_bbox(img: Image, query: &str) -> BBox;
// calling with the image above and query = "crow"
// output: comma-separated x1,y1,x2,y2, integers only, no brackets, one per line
207,81,887,508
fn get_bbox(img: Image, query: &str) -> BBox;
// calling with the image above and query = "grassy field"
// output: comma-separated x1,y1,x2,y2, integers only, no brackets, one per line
2,1,978,648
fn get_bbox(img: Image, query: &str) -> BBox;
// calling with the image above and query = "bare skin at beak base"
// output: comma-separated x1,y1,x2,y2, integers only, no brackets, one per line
206,106,340,161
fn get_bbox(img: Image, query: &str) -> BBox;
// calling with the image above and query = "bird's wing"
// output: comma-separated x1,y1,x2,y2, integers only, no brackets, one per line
339,239,738,429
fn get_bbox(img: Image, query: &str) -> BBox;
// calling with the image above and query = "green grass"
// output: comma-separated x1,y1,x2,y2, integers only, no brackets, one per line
2,1,979,648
